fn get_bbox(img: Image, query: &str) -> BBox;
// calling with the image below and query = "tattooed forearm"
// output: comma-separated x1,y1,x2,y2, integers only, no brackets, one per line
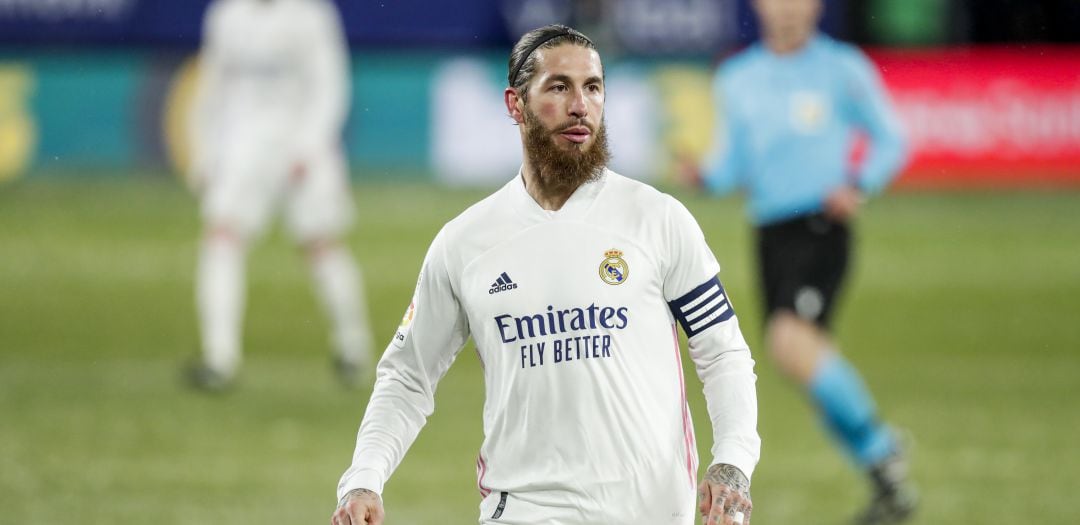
339,488,379,508
706,463,750,494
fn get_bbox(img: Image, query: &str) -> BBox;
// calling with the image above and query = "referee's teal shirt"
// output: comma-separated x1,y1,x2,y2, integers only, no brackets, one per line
703,34,908,226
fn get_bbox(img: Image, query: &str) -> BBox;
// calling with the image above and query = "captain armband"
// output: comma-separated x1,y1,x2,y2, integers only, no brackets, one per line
667,276,736,338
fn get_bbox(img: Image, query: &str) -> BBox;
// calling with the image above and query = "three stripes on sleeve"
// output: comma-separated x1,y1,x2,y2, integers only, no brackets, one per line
668,276,735,337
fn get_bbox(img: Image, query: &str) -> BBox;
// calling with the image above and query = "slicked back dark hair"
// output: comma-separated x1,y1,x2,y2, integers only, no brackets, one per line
507,24,598,102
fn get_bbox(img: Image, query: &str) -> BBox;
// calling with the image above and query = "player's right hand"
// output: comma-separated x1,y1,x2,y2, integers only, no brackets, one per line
331,488,384,525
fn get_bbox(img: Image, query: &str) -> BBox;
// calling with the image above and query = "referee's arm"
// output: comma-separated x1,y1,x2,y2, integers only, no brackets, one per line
845,50,908,195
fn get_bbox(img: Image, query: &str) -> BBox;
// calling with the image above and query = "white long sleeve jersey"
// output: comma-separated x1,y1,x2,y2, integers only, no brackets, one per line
189,0,349,170
340,170,760,524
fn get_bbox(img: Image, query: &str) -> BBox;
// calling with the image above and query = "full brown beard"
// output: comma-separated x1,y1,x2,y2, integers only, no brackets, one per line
522,107,611,196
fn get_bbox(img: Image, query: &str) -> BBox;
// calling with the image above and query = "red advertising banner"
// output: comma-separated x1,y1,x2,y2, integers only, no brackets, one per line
870,47,1080,187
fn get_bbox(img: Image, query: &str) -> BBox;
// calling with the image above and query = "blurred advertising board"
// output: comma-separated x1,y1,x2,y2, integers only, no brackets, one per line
0,0,850,51
0,46,1076,187
873,47,1080,186
0,0,508,47
433,47,1080,186
0,0,204,46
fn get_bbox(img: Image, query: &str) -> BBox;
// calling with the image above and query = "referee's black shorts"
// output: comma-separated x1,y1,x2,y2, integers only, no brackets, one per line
756,212,851,329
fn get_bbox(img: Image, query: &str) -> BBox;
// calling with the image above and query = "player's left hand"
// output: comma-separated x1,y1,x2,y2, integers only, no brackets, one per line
698,463,752,525
824,185,865,222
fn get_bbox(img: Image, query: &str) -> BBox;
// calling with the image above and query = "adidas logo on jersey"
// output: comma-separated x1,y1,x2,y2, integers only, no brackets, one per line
489,272,518,294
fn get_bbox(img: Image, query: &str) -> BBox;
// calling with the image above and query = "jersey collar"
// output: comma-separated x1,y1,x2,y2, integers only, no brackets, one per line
509,166,610,222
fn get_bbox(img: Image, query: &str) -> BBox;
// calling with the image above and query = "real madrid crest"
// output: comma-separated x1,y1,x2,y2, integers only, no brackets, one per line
599,249,629,285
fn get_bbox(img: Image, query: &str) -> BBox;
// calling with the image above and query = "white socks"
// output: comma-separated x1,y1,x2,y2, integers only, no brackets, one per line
196,233,246,377
309,245,373,365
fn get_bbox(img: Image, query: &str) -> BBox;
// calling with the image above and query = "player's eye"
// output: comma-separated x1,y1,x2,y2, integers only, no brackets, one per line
550,83,568,93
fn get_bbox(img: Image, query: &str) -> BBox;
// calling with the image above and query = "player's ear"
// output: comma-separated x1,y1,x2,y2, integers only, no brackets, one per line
504,87,525,124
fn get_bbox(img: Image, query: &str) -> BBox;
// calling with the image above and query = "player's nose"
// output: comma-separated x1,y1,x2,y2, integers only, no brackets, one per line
567,89,588,119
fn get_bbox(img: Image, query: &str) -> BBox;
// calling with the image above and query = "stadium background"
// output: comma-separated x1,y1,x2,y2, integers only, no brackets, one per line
1,0,1078,523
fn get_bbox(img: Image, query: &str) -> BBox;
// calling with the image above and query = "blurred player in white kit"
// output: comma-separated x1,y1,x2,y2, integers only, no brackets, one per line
187,0,372,390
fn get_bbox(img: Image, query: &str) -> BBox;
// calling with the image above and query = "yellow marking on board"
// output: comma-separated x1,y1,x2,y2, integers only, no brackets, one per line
163,56,201,188
0,66,37,183
653,66,716,181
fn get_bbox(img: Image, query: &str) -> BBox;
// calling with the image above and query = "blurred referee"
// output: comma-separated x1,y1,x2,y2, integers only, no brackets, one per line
695,0,914,523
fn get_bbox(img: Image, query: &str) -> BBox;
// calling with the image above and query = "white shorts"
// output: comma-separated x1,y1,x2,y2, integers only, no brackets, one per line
202,139,355,242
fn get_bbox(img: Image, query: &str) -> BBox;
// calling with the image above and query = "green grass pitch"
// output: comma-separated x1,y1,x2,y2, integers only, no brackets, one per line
1,177,1078,524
